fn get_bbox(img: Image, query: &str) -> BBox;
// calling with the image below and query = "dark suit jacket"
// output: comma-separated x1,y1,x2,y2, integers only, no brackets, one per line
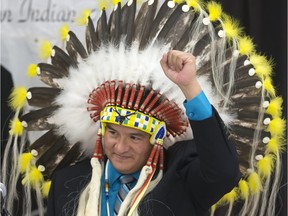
47,109,241,216
1,65,14,155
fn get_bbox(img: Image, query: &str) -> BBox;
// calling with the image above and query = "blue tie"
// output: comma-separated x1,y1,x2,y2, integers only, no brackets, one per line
114,175,135,215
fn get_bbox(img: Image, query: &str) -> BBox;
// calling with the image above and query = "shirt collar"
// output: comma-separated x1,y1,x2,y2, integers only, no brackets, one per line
107,160,141,185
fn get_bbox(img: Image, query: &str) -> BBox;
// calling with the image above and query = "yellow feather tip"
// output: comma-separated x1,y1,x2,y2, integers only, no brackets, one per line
59,23,69,42
238,179,249,200
19,153,33,174
264,77,276,97
186,0,202,11
266,97,283,118
112,0,121,5
21,177,28,186
210,204,216,214
97,0,111,10
266,137,285,154
238,36,255,56
222,15,242,40
223,188,238,203
267,117,286,138
9,86,27,110
257,154,274,178
255,63,273,78
250,54,266,65
39,40,52,59
27,64,38,78
175,0,186,5
217,188,238,205
28,167,44,188
207,1,222,21
42,181,52,198
9,118,23,136
248,171,262,194
75,9,91,26
249,54,273,78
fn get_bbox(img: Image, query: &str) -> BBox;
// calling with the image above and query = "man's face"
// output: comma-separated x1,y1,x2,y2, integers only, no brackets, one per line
103,123,152,174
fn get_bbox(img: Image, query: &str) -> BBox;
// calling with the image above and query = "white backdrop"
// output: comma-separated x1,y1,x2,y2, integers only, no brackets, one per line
1,0,100,87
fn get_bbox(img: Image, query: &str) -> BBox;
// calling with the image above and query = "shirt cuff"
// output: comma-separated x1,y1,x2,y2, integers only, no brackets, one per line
183,91,212,120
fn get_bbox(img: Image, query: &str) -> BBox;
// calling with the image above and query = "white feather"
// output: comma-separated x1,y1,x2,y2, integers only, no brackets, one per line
51,42,233,152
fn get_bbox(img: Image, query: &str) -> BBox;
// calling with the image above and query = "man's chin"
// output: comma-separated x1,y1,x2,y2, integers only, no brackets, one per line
111,157,134,173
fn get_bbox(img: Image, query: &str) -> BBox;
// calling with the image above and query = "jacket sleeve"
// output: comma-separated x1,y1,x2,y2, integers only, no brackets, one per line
182,107,241,210
46,160,92,216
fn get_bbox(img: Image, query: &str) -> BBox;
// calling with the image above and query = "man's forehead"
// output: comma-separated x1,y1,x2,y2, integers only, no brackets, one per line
106,123,150,136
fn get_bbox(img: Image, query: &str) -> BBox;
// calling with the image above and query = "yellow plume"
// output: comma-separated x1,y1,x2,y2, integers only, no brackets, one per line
264,77,276,97
186,0,202,12
255,62,273,78
174,0,186,5
250,54,266,65
112,0,121,5
28,167,44,189
210,204,216,215
266,97,283,118
9,118,23,136
266,137,284,154
249,54,273,78
97,0,111,10
75,9,91,26
222,14,242,40
238,179,249,200
42,181,52,197
19,153,33,174
9,86,27,110
238,36,255,56
257,154,274,178
27,64,38,78
59,23,69,42
248,171,262,194
222,188,238,204
39,40,52,59
256,60,273,78
207,1,222,21
267,117,286,138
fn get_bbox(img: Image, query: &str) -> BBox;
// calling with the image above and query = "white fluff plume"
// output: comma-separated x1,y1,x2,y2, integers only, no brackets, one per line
52,41,232,152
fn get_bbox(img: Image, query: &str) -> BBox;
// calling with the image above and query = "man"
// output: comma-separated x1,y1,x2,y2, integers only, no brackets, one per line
47,50,241,216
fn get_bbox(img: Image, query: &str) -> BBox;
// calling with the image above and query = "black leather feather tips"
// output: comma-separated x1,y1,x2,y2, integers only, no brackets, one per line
20,106,58,131
27,87,61,107
134,0,158,50
37,63,68,87
30,129,86,177
86,16,98,54
66,31,88,61
108,3,122,45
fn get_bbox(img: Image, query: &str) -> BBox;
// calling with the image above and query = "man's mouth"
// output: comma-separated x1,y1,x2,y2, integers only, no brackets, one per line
113,153,131,160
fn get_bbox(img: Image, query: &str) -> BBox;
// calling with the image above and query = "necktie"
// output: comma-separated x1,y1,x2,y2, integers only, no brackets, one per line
114,175,135,215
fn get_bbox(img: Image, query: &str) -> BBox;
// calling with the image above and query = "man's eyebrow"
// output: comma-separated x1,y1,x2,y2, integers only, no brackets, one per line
129,132,147,137
106,124,148,137
106,124,116,131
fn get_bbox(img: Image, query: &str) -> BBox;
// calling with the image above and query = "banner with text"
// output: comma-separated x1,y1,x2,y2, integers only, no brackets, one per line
1,0,99,86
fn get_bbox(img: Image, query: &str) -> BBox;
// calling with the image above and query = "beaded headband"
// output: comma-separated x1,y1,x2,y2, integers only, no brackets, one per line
100,106,166,143
87,80,187,144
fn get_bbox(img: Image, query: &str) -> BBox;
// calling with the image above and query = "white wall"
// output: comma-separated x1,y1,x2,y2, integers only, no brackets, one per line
1,0,99,87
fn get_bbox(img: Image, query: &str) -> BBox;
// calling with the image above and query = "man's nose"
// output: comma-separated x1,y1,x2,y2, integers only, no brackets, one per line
115,137,129,153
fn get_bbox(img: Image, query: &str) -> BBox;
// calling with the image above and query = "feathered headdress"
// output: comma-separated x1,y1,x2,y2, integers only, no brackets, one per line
2,0,286,215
